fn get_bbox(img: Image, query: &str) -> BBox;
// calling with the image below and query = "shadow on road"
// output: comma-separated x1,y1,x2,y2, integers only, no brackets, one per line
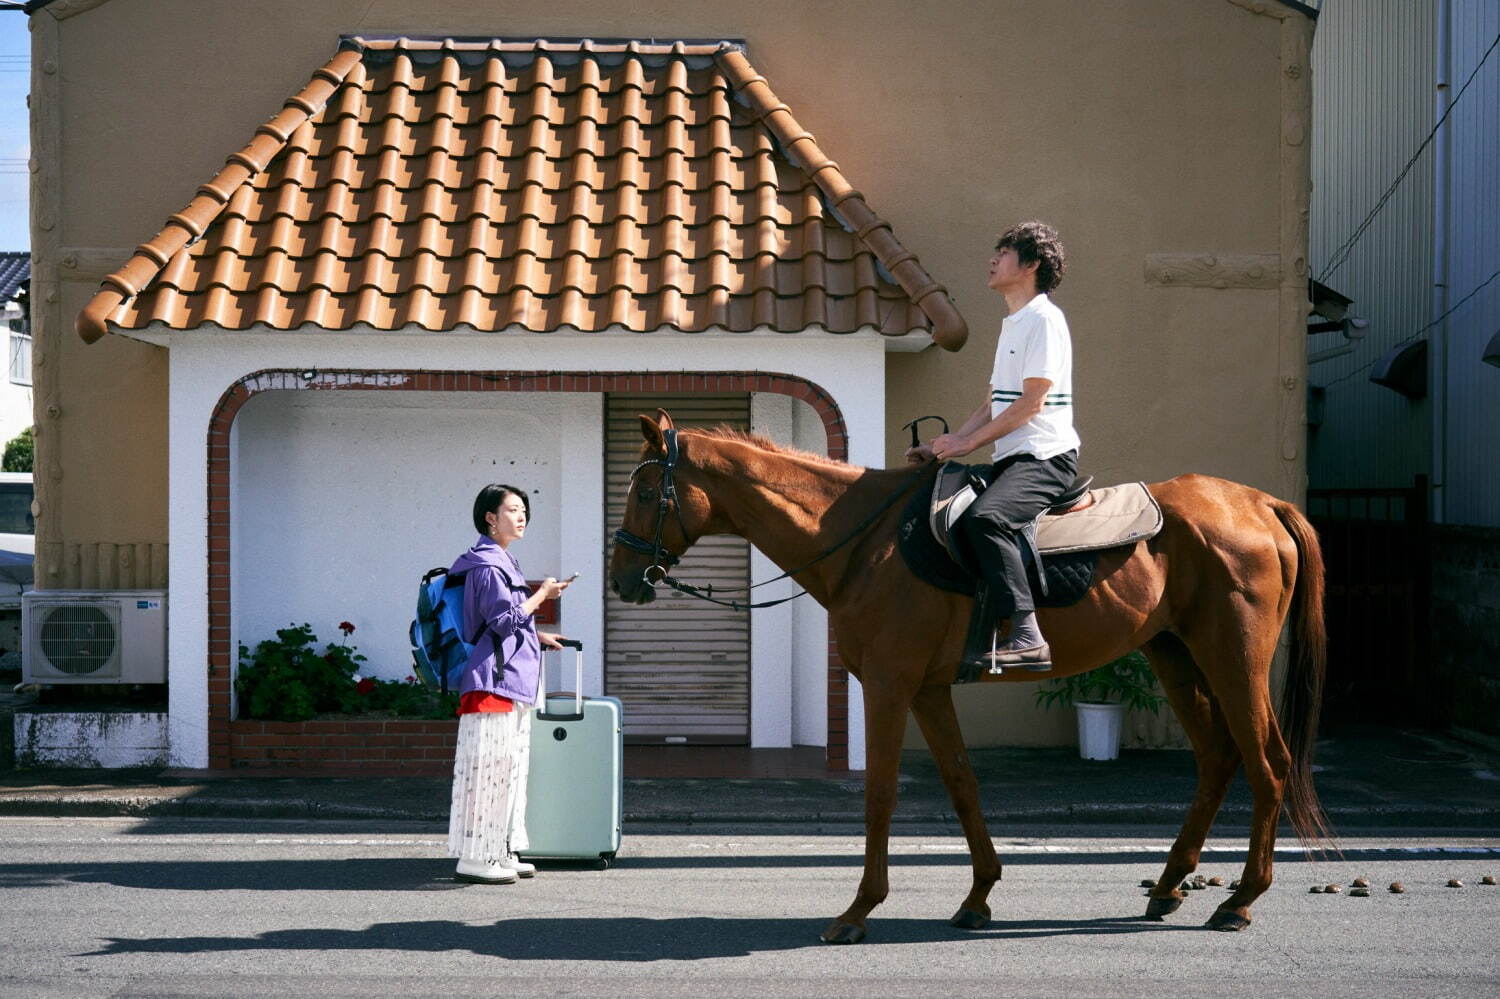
4,843,1494,892
78,913,1201,960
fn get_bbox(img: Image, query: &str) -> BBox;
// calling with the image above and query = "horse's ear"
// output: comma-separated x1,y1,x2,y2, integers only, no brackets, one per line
639,414,666,453
655,408,675,432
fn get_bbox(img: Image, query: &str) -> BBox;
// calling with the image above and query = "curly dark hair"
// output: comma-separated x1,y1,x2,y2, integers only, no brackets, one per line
995,221,1067,294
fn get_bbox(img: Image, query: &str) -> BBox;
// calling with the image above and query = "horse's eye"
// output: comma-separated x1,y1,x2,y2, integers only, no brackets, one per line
638,486,657,504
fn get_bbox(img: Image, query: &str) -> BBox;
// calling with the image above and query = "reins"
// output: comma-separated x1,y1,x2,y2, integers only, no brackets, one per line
613,428,928,612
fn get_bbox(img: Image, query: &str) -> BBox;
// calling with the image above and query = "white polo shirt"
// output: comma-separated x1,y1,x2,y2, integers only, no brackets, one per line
989,293,1081,462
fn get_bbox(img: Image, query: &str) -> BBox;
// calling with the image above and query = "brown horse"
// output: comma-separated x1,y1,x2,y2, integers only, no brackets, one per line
608,410,1331,942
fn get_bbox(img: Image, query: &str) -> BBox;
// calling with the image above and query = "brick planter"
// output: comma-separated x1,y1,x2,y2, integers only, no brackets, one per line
229,719,458,777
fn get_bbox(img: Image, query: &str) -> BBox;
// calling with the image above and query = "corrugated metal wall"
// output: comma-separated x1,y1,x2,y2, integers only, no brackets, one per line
1308,0,1435,490
1439,0,1500,527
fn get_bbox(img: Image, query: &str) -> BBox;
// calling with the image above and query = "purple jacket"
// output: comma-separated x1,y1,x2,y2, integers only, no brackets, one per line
450,536,542,704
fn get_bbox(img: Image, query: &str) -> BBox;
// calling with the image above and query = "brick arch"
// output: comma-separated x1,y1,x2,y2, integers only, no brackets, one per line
206,370,853,772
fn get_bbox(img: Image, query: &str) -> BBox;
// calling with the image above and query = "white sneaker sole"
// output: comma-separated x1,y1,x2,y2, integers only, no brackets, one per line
455,871,517,885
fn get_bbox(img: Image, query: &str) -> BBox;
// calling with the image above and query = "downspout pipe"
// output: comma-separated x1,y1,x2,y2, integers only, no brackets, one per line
1429,0,1451,524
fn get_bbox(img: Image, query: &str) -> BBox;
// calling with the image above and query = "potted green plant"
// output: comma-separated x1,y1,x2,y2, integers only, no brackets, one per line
1033,650,1165,760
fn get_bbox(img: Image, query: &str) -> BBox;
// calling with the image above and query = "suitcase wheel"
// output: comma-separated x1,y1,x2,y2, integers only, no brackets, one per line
594,853,615,871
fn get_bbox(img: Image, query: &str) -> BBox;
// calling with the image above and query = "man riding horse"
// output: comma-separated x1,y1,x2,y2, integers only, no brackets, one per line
907,221,1078,674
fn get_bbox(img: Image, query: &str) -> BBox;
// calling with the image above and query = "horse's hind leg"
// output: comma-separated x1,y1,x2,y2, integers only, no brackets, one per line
1179,619,1293,932
1141,632,1241,921
910,684,1002,930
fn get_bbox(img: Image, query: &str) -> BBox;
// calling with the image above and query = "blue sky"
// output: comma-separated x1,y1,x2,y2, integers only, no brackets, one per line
0,14,28,252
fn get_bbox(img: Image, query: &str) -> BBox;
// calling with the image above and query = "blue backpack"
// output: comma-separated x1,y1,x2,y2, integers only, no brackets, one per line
410,567,472,694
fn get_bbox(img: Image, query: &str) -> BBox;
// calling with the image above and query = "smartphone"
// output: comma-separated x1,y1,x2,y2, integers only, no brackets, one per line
565,572,581,582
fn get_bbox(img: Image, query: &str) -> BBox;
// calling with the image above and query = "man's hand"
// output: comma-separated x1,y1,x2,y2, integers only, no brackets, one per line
904,443,936,465
930,432,975,462
537,631,565,651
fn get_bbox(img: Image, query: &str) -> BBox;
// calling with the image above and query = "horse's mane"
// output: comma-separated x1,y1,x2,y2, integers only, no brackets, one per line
684,425,853,470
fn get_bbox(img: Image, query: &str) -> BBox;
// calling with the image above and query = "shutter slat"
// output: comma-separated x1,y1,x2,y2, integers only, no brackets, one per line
604,393,752,743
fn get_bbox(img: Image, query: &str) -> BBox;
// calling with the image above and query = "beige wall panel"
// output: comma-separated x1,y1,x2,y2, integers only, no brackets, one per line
51,282,167,543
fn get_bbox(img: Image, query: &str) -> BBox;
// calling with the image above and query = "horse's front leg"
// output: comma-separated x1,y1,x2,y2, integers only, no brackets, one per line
909,683,1001,929
821,684,912,944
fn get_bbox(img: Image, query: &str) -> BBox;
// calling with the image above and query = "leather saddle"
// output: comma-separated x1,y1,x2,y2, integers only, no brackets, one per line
925,461,1162,599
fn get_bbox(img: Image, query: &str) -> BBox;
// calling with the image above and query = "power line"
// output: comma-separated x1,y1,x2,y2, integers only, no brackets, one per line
1318,29,1500,282
1316,265,1500,390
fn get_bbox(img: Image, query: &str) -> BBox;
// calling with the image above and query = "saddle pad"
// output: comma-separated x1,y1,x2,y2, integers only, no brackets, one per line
898,476,1100,607
1036,481,1163,555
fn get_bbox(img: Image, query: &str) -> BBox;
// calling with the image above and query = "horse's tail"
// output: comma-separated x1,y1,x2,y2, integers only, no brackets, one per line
1272,501,1336,855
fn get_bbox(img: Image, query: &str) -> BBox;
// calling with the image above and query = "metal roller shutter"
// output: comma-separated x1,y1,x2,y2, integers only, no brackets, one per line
605,394,751,744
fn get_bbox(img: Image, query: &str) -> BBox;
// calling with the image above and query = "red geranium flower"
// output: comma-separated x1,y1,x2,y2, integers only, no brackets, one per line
338,621,356,637
356,677,376,695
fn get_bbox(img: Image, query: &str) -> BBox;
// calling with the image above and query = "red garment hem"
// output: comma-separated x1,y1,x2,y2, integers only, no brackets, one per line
457,691,514,715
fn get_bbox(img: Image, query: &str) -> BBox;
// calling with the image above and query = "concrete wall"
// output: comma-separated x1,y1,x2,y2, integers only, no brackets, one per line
1431,525,1500,738
34,0,1314,749
232,390,579,688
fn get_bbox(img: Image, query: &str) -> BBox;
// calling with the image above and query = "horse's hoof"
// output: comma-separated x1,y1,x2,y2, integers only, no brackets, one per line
1144,896,1184,920
1207,909,1251,932
820,921,866,944
949,907,990,931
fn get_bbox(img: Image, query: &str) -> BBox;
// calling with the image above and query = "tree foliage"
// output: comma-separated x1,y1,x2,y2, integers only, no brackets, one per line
2,426,33,473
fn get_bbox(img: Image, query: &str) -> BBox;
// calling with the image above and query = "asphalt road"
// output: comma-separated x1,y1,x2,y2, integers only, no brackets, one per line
1,818,1497,998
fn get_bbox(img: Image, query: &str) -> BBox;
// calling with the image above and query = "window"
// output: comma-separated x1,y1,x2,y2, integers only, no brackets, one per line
0,482,32,534
8,329,30,387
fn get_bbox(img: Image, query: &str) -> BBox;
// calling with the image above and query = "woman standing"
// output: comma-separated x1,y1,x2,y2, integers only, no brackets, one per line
448,483,572,884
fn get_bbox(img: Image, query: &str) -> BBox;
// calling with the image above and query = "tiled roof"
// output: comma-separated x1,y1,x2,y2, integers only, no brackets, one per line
0,252,29,305
77,37,967,349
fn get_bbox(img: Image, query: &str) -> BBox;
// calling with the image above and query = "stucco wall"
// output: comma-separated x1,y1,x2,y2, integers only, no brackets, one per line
35,0,1312,750
232,390,574,688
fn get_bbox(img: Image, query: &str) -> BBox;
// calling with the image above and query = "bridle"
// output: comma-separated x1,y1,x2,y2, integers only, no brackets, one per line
612,427,692,587
612,427,926,611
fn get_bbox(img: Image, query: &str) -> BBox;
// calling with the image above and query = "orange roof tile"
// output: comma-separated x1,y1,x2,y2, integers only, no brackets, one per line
77,38,966,349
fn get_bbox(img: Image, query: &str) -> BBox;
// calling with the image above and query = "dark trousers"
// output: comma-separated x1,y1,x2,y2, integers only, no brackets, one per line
958,450,1078,618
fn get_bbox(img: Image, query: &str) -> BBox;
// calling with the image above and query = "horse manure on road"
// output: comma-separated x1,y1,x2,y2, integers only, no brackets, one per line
1446,878,1464,888
1324,884,1342,894
1207,876,1225,886
1481,875,1497,885
1139,879,1156,888
1352,877,1370,888
1309,885,1325,893
1389,882,1406,893
1349,887,1371,897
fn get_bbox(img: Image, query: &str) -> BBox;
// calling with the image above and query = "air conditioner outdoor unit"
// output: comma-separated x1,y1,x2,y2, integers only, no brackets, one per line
22,590,167,685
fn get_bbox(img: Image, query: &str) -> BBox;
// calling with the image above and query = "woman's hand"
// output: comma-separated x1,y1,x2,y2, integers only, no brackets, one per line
904,443,936,465
536,576,572,601
537,631,565,651
930,433,975,461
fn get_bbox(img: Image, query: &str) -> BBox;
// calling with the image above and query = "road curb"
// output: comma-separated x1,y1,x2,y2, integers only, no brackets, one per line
2,792,1498,829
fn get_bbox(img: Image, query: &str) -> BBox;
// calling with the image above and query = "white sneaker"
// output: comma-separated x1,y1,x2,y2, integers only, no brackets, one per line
506,854,536,878
455,857,517,884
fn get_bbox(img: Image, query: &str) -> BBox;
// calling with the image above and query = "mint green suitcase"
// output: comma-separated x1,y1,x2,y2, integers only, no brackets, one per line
520,640,623,868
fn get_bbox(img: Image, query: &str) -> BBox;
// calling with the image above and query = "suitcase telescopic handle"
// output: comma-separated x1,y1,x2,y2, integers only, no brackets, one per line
537,641,586,721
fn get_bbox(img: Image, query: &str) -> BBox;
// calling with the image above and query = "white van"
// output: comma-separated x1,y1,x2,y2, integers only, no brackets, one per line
0,471,33,556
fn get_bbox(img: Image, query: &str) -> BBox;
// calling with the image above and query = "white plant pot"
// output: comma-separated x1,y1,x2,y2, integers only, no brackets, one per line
1076,701,1125,760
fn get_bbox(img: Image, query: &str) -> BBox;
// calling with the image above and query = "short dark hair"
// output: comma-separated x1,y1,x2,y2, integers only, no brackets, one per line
472,483,531,535
995,221,1067,294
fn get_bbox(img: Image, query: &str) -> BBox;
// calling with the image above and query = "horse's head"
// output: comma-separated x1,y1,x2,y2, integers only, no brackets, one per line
608,409,718,604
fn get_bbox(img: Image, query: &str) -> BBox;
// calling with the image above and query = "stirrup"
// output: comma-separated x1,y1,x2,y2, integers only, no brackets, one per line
986,630,1004,677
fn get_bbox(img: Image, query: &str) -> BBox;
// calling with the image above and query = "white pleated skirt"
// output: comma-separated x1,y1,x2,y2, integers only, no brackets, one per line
447,705,532,863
